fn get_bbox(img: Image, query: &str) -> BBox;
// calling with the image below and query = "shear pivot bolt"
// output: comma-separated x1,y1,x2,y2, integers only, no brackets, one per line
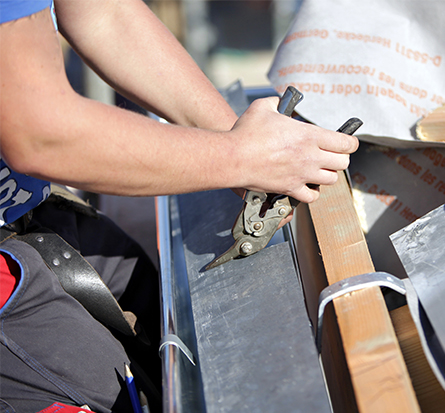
278,207,287,216
240,242,253,255
253,222,263,231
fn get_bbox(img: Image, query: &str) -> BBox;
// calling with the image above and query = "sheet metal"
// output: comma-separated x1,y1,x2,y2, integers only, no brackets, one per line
390,204,445,387
390,204,445,351
176,189,331,412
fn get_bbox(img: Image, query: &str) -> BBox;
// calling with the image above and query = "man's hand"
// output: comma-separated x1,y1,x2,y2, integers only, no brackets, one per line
228,96,359,204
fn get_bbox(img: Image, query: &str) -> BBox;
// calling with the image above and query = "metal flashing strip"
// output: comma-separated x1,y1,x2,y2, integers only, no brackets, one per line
159,334,196,366
316,272,406,352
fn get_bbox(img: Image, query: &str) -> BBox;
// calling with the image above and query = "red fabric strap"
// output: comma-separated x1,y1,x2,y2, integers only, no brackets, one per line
0,252,21,308
38,402,96,412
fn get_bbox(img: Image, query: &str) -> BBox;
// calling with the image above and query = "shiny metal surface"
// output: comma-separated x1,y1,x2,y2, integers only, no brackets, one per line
391,204,445,356
156,195,205,413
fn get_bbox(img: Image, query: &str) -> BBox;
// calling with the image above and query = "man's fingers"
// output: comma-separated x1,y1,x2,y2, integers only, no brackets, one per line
313,168,340,186
336,131,360,154
321,130,359,154
231,98,360,201
301,121,359,155
298,185,322,204
317,150,351,174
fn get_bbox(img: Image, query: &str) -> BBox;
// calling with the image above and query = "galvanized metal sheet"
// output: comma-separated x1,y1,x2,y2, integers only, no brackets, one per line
390,204,445,351
391,204,445,388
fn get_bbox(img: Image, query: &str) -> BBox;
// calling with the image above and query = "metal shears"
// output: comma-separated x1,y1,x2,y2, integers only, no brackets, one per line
205,86,362,270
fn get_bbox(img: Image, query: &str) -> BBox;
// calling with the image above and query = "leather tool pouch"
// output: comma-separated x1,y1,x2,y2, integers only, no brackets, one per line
0,185,147,343
16,229,145,340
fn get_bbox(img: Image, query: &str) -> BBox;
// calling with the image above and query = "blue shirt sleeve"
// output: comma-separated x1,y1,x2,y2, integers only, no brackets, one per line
0,0,52,24
0,159,51,226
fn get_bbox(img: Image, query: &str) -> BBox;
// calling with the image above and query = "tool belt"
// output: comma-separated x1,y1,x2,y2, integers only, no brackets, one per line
0,184,146,342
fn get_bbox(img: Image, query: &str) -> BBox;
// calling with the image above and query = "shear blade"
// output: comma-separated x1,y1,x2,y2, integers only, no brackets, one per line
205,242,241,270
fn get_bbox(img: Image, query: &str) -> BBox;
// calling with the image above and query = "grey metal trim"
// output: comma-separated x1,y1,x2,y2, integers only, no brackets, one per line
316,272,406,352
156,195,179,412
156,195,206,413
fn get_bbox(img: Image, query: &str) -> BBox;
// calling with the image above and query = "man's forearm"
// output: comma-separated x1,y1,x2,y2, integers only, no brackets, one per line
18,94,241,197
54,0,238,130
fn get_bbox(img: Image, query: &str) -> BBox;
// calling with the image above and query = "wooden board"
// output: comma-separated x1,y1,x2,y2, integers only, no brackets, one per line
307,171,420,412
416,104,445,143
390,305,445,412
296,203,358,412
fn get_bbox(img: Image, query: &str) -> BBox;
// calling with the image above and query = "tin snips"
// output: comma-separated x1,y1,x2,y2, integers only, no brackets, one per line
205,86,362,270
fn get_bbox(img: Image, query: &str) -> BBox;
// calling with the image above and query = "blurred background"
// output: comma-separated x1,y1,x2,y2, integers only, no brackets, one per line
61,0,303,267
63,0,303,94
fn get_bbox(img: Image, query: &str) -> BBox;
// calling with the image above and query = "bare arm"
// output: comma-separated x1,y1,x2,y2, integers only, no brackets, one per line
0,7,237,196
0,4,358,202
54,0,236,130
